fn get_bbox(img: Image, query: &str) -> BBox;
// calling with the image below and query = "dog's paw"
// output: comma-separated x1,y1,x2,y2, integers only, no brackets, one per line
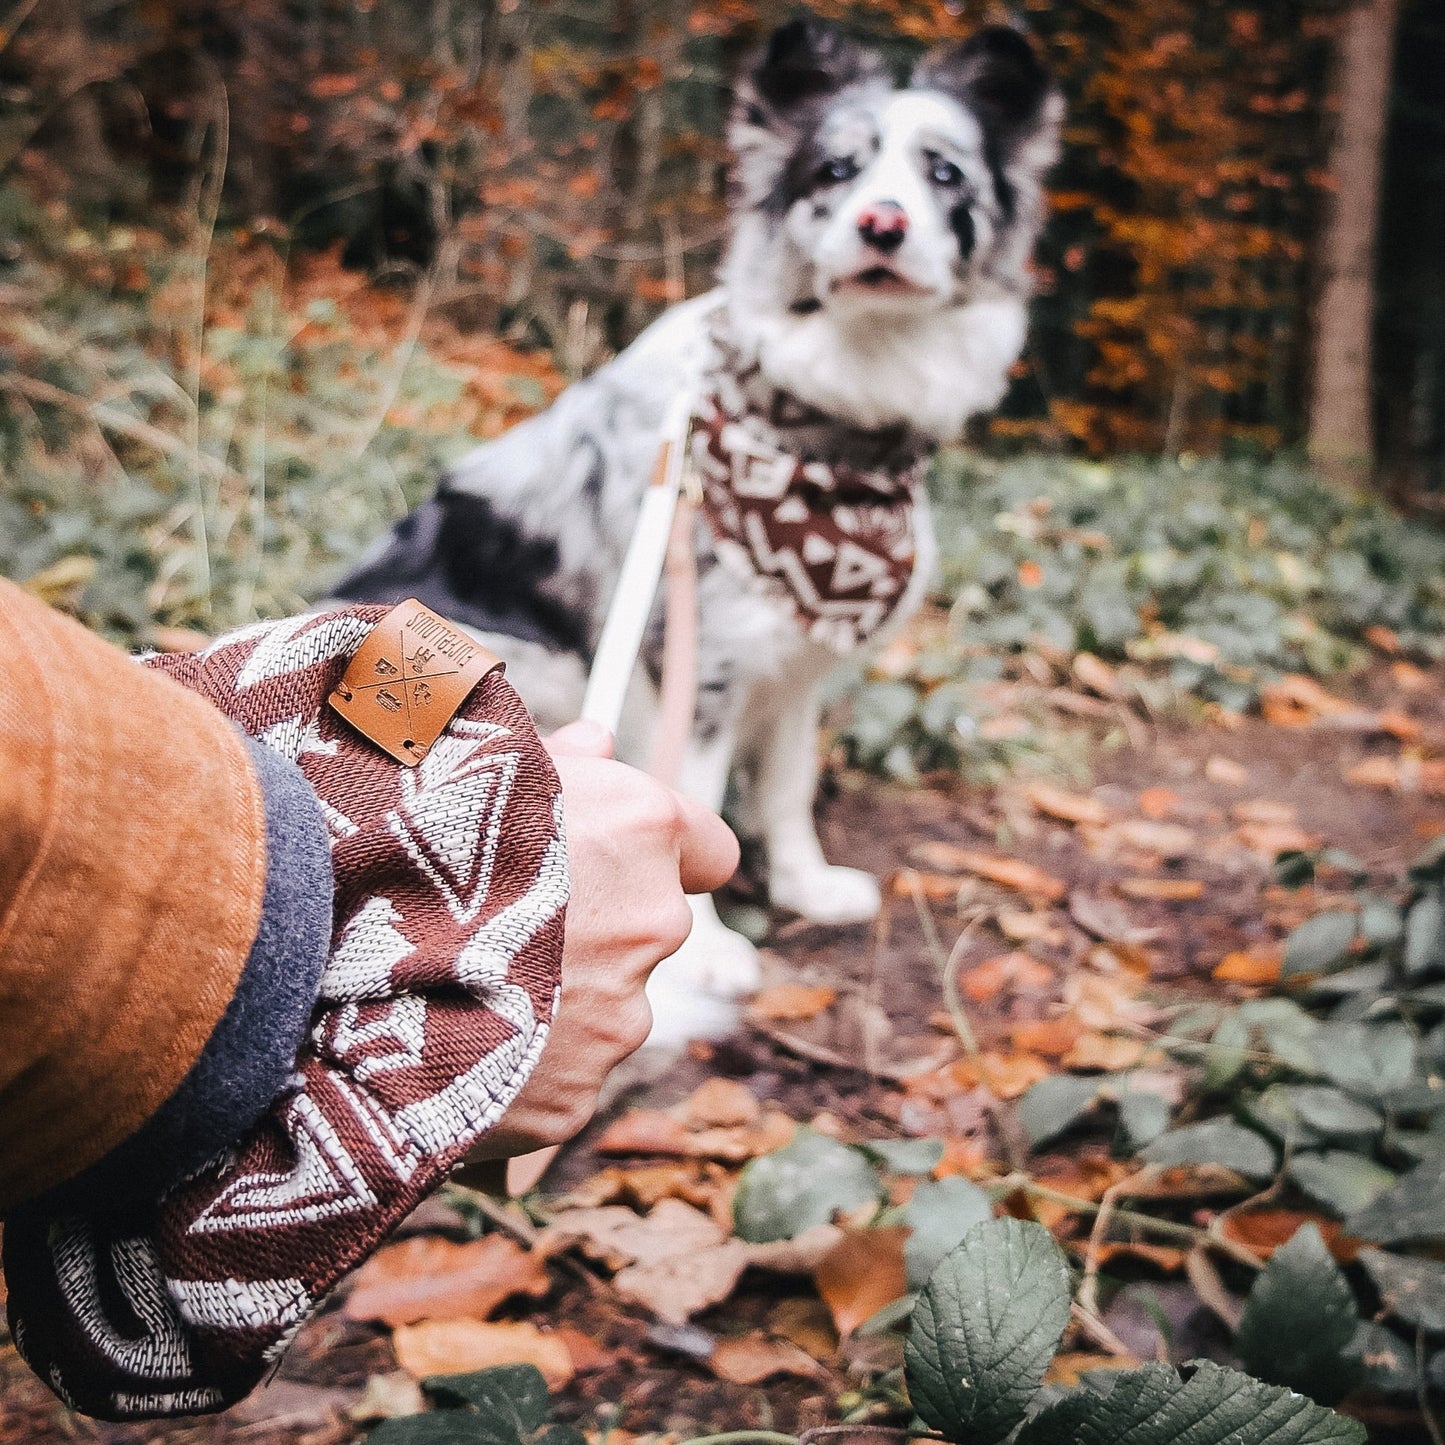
644,921,761,1048
770,864,882,925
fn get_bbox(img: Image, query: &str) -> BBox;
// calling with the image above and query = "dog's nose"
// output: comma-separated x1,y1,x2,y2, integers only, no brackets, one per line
858,202,908,254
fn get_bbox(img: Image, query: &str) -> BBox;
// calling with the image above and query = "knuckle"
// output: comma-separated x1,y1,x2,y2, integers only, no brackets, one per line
621,998,654,1054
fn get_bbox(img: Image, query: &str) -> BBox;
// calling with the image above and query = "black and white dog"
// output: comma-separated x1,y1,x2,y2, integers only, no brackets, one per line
336,19,1061,1044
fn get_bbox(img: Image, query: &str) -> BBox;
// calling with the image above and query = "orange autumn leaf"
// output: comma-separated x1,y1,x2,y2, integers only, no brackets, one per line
1230,799,1296,826
709,1335,826,1384
684,1078,761,1128
345,1234,549,1327
392,1320,575,1388
1018,560,1045,589
976,1050,1053,1100
813,1228,909,1336
1026,784,1110,827
1213,950,1282,984
1377,710,1422,743
1047,1352,1139,1384
1235,820,1319,856
1205,756,1250,787
933,1137,991,1178
1062,1031,1147,1072
1220,1209,1363,1263
1260,675,1353,727
1086,1241,1187,1273
1119,878,1206,902
910,845,1067,903
1137,786,1180,820
1072,653,1119,698
1012,1016,1086,1058
1347,756,1400,790
890,870,961,902
750,983,838,1021
594,1110,694,1157
961,951,1054,1002
996,910,1067,946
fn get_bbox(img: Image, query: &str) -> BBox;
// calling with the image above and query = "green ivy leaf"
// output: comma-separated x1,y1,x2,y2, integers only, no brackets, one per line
861,1138,946,1176
1288,1153,1396,1218
1140,1120,1279,1181
1405,889,1445,979
366,1418,493,1445
1018,1074,1100,1149
1016,1360,1363,1445
421,1366,551,1445
1359,1249,1445,1332
1310,1021,1416,1100
904,1217,1071,1445
902,1175,995,1289
1350,1155,1445,1243
1346,1321,1418,1395
733,1127,882,1244
1235,1223,1362,1404
1281,912,1358,980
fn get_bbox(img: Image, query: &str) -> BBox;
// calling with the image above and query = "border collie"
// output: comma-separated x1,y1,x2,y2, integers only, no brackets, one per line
336,19,1062,1045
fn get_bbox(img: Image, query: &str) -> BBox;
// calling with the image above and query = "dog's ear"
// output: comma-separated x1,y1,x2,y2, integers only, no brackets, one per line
916,26,1061,162
747,18,878,114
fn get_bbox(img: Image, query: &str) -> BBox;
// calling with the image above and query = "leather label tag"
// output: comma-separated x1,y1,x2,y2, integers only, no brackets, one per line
328,599,504,766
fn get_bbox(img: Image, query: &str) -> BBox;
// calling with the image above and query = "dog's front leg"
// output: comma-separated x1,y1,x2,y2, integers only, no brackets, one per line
752,685,882,925
642,718,763,1046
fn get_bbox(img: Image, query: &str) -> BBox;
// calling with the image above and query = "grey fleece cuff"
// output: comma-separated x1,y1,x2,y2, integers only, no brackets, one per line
30,731,334,1213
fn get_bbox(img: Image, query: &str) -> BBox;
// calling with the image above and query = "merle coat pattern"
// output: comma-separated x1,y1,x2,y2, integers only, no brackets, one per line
337,20,1062,1045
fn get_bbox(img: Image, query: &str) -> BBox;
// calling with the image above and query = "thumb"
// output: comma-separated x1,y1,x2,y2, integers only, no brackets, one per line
544,719,616,760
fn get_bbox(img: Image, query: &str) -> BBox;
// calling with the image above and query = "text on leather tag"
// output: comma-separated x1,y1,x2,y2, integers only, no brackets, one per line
329,598,504,766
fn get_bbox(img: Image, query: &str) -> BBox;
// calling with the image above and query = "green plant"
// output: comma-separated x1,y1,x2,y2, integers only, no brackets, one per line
364,1221,1363,1445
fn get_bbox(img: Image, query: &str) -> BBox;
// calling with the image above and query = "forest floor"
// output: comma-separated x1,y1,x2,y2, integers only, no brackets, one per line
4,649,1441,1445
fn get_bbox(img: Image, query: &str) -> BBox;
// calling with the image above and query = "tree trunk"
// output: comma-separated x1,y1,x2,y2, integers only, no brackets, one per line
1308,0,1401,485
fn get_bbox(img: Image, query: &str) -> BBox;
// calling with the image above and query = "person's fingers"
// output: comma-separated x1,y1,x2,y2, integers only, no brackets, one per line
673,791,740,894
544,719,615,759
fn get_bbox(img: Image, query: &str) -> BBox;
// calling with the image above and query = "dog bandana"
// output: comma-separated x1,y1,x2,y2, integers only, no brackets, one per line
691,306,932,653
5,608,567,1420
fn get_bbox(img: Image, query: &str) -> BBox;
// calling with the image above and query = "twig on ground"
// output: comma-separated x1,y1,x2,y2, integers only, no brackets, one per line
1185,1243,1243,1332
1069,1300,1137,1361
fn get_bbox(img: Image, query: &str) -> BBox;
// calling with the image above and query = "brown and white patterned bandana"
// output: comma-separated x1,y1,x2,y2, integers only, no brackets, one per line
691,306,933,654
5,608,567,1420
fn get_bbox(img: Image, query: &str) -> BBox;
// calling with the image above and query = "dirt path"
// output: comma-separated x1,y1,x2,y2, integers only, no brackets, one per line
4,666,1441,1445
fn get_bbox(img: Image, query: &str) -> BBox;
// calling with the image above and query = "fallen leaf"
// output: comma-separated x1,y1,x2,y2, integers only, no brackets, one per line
961,950,1054,1002
1138,787,1181,820
889,870,961,902
1062,1032,1147,1072
813,1227,909,1336
685,1078,761,1128
1205,756,1250,786
934,1138,990,1178
1261,675,1353,727
1082,1241,1187,1273
1018,560,1045,588
973,1050,1053,1099
1230,799,1296,826
996,910,1067,947
1235,820,1319,856
1377,710,1422,743
553,1327,615,1374
1070,891,1160,944
1112,820,1197,859
1118,878,1206,902
594,1111,695,1157
750,984,837,1021
1213,951,1282,985
1046,1352,1139,1384
1012,1016,1086,1058
710,1335,828,1384
1392,660,1430,692
768,1294,840,1361
1073,653,1119,698
909,844,1066,901
346,1373,426,1424
1364,625,1401,655
1347,756,1400,790
594,1108,792,1163
1219,1209,1363,1263
392,1320,575,1388
1026,784,1110,827
344,1234,549,1327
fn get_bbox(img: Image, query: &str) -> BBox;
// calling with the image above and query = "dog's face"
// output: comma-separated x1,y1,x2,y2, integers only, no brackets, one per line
730,21,1062,320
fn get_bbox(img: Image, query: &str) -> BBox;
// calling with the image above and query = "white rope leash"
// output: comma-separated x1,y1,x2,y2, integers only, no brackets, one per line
579,388,701,786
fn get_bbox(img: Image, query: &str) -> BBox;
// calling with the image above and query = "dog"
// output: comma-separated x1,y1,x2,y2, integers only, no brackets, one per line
335,18,1062,1046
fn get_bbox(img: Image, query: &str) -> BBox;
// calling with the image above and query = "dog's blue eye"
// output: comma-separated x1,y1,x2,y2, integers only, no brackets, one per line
929,158,964,187
817,156,859,185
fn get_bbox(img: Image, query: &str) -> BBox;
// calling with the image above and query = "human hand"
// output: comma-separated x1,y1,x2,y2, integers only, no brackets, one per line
468,720,738,1159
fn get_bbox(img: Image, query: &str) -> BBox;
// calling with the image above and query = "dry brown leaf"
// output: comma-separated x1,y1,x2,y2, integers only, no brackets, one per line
973,1050,1052,1099
553,1328,615,1374
1033,1157,1137,1203
347,1373,426,1424
710,1335,828,1384
1011,1016,1086,1058
961,950,1055,1002
344,1234,549,1327
1062,1032,1147,1072
1118,878,1206,902
910,845,1066,902
1235,820,1319,856
996,910,1067,947
814,1228,909,1336
1213,951,1282,985
1112,820,1197,859
1047,1353,1139,1385
768,1295,840,1361
1347,756,1400,790
594,1111,695,1157
1205,756,1250,787
1072,652,1119,698
1377,709,1422,743
1392,660,1430,691
1087,1241,1188,1273
1219,1209,1363,1263
1364,624,1401,655
1063,973,1160,1031
1026,784,1110,827
392,1321,574,1388
685,1078,761,1128
750,983,838,1021
934,1138,991,1178
1230,799,1296,826
1137,787,1181,820
1261,675,1353,727
594,1107,791,1163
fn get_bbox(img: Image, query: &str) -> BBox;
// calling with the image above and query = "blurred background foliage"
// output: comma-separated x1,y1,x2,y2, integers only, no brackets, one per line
0,0,1441,773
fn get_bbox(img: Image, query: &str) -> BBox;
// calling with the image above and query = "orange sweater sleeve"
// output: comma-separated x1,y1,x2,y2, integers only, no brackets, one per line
0,580,267,1209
